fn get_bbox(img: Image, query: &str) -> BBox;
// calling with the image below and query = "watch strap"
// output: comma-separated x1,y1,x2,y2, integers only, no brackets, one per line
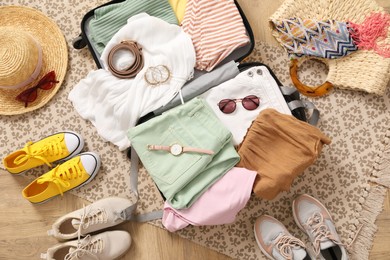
182,147,214,155
147,145,170,151
148,144,214,155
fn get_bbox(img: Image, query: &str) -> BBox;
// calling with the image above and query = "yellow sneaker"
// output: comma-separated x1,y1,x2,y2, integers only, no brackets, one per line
22,152,101,204
3,131,84,174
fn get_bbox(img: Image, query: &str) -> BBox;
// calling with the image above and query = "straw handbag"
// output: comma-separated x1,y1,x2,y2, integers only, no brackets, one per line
269,0,390,96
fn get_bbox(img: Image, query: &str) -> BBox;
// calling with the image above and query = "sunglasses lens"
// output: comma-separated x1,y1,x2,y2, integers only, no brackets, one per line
38,71,58,90
15,88,37,102
242,95,260,110
218,99,236,114
39,81,56,90
15,88,38,107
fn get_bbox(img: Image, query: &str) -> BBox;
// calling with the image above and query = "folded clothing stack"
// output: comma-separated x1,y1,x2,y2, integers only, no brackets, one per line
128,97,240,209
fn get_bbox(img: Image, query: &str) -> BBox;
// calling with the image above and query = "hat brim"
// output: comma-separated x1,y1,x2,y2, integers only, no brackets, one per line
0,5,68,115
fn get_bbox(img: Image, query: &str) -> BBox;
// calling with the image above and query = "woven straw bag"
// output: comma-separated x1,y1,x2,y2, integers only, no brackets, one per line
269,0,390,96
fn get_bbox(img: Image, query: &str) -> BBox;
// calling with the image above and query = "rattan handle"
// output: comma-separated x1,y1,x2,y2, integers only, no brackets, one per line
289,59,333,97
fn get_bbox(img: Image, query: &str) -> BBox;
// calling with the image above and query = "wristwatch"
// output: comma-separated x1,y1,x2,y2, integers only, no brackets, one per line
147,143,214,156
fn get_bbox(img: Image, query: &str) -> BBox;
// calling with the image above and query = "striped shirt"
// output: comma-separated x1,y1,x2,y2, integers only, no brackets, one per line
181,0,250,72
89,0,178,54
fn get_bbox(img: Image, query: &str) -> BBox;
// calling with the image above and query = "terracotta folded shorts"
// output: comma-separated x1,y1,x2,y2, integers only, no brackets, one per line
237,108,331,200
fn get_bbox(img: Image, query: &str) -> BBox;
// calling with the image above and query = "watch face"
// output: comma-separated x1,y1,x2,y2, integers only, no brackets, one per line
170,144,183,156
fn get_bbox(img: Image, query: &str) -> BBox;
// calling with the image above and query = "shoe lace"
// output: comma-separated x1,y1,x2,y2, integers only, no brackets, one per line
36,160,83,195
305,212,342,256
14,140,64,167
64,235,103,260
78,206,109,231
274,233,306,260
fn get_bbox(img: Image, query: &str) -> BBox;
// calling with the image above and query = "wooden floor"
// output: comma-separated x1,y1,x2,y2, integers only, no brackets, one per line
1,0,389,259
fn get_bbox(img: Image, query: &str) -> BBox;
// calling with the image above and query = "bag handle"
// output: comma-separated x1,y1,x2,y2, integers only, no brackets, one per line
289,59,333,97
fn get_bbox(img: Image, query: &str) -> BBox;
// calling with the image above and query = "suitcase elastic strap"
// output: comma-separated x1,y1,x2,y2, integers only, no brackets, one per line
121,147,163,222
280,86,320,126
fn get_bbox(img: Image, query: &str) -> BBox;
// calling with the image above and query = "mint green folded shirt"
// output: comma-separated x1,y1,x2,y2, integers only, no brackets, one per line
89,0,179,54
128,98,240,209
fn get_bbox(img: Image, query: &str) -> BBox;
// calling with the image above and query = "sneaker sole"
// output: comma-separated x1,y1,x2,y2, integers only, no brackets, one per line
30,152,101,204
292,194,334,233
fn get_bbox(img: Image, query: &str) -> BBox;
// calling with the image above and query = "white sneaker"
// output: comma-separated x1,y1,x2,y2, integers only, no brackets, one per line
48,197,134,240
292,194,349,260
254,215,312,260
41,230,131,260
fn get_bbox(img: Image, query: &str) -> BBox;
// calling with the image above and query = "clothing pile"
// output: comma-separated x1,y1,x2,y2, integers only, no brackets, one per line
68,0,331,233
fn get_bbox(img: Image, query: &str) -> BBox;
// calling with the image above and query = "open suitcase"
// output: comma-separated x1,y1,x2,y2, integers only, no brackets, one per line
72,0,314,125
71,0,320,220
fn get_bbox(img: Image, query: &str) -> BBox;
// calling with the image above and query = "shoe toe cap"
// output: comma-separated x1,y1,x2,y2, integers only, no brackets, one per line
80,152,100,175
294,194,330,224
64,131,84,155
104,230,132,258
255,216,287,242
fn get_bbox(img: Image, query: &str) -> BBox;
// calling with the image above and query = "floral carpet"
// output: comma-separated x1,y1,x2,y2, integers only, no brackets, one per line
1,1,389,259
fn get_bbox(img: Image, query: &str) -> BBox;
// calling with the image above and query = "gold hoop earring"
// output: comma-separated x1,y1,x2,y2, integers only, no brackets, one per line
144,65,171,86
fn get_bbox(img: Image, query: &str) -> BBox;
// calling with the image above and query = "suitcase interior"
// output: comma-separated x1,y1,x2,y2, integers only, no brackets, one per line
75,0,255,78
74,1,306,124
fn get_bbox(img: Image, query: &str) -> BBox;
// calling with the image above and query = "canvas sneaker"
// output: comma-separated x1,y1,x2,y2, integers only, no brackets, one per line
292,194,349,260
22,152,101,204
40,230,131,260
254,215,312,260
3,131,84,174
48,196,134,240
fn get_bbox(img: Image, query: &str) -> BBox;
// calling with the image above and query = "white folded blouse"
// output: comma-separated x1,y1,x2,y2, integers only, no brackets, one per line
69,13,196,150
201,66,292,145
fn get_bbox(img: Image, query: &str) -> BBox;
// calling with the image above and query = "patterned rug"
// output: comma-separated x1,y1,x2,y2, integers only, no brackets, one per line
1,1,389,259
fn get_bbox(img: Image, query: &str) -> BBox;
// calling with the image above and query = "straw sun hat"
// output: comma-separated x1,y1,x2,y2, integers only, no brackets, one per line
0,5,68,115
